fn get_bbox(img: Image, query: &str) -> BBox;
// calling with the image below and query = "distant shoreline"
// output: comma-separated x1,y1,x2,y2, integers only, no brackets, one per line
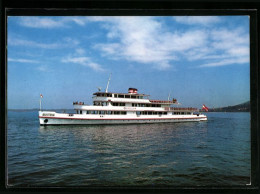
205,101,250,112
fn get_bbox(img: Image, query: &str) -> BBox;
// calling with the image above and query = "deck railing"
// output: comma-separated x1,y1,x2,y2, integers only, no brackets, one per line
164,107,198,111
150,100,174,104
73,102,85,105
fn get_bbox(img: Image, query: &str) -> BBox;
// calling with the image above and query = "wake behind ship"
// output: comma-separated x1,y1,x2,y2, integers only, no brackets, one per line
39,82,207,125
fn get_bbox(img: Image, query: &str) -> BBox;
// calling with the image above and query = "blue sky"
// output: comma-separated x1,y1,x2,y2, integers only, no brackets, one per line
7,16,250,109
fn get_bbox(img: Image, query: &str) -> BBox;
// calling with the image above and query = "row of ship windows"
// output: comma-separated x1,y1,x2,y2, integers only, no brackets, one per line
76,110,191,115
77,110,127,115
93,102,162,107
96,93,146,99
113,94,147,99
132,103,161,107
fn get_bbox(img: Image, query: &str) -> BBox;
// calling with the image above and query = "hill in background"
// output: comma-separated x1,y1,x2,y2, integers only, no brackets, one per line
206,101,250,112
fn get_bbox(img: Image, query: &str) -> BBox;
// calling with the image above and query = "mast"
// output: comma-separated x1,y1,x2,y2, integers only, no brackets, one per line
105,73,111,93
39,94,43,111
168,92,171,101
40,98,41,111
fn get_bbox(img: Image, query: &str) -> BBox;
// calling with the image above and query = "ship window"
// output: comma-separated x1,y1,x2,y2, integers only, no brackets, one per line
94,101,100,106
136,111,141,115
148,112,152,115
164,112,167,115
131,95,136,99
118,95,124,98
80,110,82,114
125,95,130,98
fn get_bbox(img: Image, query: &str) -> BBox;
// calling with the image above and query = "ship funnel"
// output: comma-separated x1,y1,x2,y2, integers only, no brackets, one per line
128,88,138,94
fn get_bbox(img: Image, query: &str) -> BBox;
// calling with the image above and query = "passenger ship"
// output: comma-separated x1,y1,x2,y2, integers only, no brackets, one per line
39,82,207,125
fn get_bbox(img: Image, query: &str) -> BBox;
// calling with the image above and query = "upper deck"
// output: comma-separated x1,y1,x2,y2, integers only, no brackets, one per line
92,88,177,105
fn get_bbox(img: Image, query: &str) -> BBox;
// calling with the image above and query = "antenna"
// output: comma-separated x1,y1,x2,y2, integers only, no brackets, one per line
168,92,171,101
97,87,102,92
105,73,112,93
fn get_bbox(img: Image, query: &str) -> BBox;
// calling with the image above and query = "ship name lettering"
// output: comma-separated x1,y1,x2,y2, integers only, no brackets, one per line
43,113,55,117
123,107,136,110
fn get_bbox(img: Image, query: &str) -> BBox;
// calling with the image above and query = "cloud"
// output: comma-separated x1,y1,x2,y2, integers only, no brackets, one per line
75,48,85,55
14,16,249,70
62,56,104,71
8,37,79,49
198,57,249,68
37,65,50,72
196,28,249,67
8,58,39,63
173,16,221,25
92,16,249,69
9,38,62,49
18,17,66,28
17,16,90,29
91,17,214,70
8,58,52,72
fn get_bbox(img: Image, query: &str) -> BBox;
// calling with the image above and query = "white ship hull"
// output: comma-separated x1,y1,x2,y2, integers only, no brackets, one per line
39,111,207,125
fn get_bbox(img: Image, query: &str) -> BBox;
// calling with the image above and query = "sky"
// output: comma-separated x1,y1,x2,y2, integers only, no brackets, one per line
7,16,250,109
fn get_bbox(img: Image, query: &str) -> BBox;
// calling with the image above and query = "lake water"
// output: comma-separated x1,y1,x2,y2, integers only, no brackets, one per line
7,111,251,187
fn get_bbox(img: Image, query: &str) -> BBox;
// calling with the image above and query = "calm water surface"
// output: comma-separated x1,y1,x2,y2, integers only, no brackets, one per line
7,111,250,187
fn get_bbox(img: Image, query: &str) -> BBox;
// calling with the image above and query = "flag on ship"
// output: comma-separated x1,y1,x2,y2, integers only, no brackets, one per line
40,94,43,98
202,104,209,112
